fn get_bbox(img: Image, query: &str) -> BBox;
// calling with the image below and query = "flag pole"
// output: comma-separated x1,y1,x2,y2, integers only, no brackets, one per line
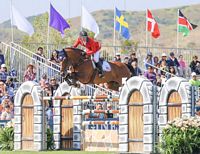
68,0,70,19
146,9,148,48
177,9,179,52
10,0,14,42
81,0,83,31
150,31,152,47
46,0,51,55
113,0,116,55
124,0,126,10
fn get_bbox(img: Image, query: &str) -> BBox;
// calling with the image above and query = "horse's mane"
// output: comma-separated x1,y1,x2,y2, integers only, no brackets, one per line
65,47,84,53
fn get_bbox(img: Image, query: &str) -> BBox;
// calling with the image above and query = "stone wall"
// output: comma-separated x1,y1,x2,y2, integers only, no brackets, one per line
14,81,45,151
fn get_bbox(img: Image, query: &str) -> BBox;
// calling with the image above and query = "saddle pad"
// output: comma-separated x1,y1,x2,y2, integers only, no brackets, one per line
102,61,111,72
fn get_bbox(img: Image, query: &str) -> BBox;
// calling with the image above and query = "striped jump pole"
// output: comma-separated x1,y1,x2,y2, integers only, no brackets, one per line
43,95,119,101
82,109,120,115
82,121,119,125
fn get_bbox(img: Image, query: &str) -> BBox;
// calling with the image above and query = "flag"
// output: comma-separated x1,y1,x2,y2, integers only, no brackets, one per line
178,10,197,36
49,4,70,36
147,9,160,38
11,5,34,36
82,6,99,38
115,7,130,39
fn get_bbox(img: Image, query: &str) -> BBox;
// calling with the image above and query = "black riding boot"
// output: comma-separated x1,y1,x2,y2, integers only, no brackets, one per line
95,62,104,78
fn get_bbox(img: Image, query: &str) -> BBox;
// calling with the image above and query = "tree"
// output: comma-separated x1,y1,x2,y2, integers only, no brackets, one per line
21,13,76,53
120,39,139,54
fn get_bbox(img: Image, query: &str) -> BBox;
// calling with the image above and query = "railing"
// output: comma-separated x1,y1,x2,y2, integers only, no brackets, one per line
16,42,200,71
11,42,60,70
0,42,61,83
0,42,116,96
81,84,118,98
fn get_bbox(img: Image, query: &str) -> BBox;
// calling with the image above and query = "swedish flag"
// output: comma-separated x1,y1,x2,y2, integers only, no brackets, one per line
115,7,130,39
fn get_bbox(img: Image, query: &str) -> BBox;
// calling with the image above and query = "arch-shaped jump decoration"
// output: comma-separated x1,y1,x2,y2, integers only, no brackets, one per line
118,76,153,153
53,82,82,150
159,77,191,134
14,81,45,151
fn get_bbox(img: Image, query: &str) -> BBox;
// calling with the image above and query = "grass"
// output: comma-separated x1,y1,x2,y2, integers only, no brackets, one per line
0,151,117,154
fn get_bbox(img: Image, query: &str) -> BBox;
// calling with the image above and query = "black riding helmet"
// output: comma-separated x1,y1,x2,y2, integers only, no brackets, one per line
79,30,88,37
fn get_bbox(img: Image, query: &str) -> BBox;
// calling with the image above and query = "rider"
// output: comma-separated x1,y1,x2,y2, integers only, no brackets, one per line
73,30,104,78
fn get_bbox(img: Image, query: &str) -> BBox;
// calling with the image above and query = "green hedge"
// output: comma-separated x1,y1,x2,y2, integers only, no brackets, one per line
0,126,14,151
160,116,200,154
0,120,54,151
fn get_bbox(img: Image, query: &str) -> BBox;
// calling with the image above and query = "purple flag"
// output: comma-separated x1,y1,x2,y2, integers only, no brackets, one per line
49,4,70,36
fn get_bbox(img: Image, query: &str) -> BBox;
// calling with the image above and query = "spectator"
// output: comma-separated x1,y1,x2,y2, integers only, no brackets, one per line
189,72,200,87
45,102,53,130
0,64,8,83
0,50,5,66
128,52,138,65
89,103,105,119
33,47,46,78
50,50,59,64
144,66,157,84
9,68,17,78
153,56,159,67
189,56,200,75
106,104,113,118
195,99,200,116
159,53,167,65
154,63,161,75
178,55,187,78
50,77,59,96
144,52,154,70
23,64,36,81
94,83,106,95
166,66,176,79
160,60,168,75
114,53,121,62
166,52,180,74
1,105,11,120
33,47,45,62
39,73,48,89
156,75,162,87
5,76,15,89
44,83,52,96
5,87,14,102
123,57,132,72
195,63,200,75
130,61,142,76
0,81,6,103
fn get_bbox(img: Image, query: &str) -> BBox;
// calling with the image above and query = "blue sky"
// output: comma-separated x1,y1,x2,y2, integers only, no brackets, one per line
0,0,200,23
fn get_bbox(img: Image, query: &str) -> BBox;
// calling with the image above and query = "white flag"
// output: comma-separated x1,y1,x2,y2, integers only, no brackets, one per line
82,6,99,38
11,5,34,36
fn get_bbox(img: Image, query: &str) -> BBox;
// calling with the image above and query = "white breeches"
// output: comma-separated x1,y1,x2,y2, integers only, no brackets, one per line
92,50,100,63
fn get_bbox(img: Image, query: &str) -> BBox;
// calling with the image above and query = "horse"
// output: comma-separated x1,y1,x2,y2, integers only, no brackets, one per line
59,47,131,91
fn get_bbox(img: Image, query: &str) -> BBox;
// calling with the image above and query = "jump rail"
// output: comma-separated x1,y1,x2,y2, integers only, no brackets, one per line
43,95,119,101
82,121,119,125
82,110,120,114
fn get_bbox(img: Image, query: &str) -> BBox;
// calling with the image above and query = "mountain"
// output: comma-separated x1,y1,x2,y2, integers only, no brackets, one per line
0,4,200,48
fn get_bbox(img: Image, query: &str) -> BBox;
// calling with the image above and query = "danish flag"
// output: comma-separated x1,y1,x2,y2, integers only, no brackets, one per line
147,9,160,38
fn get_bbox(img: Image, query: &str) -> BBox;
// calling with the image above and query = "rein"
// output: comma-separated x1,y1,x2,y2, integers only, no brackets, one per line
63,48,97,84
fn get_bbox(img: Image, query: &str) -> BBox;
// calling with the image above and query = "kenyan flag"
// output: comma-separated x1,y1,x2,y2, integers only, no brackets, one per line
178,10,197,36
